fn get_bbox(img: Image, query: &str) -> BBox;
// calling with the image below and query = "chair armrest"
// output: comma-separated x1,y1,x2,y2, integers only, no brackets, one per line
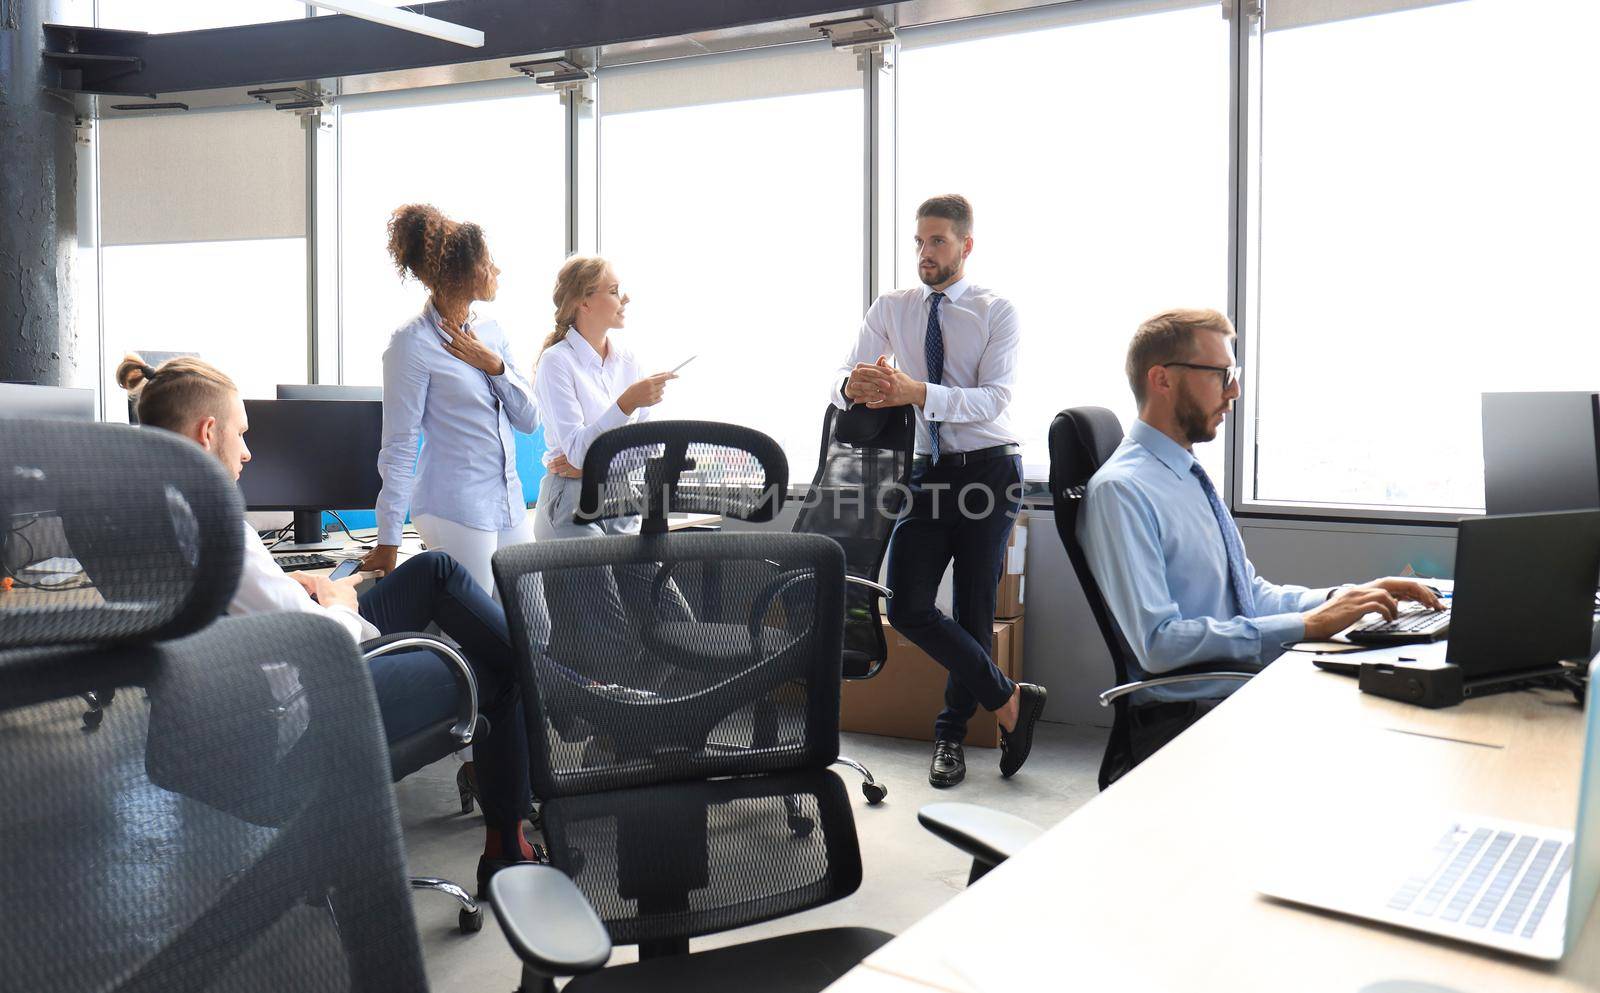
1097,671,1254,707
845,575,892,599
361,632,478,746
918,802,1044,870
489,864,612,978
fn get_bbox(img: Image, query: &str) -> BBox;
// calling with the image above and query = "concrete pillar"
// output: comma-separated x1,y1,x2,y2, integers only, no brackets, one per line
0,0,81,386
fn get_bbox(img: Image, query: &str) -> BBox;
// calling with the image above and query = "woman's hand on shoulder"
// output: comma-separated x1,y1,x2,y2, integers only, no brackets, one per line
440,323,506,376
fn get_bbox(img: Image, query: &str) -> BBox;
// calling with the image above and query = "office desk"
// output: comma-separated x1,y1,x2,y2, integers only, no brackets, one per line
829,657,1600,992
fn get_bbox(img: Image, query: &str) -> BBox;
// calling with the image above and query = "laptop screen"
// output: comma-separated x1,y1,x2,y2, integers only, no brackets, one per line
1446,511,1600,678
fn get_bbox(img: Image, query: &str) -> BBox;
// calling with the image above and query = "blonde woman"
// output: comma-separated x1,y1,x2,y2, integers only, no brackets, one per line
532,255,677,540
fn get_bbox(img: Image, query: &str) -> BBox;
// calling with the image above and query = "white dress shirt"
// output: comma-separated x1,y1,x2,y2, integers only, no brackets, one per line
830,277,1021,455
226,522,380,643
534,328,651,471
375,301,539,546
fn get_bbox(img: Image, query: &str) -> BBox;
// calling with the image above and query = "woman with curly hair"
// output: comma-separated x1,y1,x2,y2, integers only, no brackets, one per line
359,204,566,597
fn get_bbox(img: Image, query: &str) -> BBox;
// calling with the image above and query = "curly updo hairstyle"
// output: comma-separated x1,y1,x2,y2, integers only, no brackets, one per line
386,203,490,299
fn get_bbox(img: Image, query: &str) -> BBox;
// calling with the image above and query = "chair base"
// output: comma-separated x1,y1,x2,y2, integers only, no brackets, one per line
410,876,482,933
833,755,887,805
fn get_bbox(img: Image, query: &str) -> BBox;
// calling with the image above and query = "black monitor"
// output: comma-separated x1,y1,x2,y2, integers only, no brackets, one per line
0,383,96,422
238,399,384,548
276,384,384,401
1482,391,1600,515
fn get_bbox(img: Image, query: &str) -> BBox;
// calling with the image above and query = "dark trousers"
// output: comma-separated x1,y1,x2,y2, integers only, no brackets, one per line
886,454,1023,743
357,550,531,835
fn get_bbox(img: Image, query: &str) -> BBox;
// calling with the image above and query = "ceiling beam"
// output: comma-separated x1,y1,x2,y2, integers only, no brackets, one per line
45,0,869,96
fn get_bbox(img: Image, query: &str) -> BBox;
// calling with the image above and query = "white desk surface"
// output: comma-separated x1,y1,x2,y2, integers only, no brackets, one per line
827,657,1600,993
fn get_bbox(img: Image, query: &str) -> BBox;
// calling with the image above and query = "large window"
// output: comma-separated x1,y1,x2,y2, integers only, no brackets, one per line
1247,0,1600,513
97,108,308,406
336,84,568,386
598,45,864,482
896,3,1231,481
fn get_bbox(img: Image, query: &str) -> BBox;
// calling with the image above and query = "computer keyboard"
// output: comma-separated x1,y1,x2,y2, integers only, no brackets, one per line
1345,604,1451,644
273,552,340,572
1386,824,1572,938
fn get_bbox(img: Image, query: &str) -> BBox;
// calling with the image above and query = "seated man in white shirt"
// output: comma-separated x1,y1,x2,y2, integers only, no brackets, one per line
1078,308,1443,679
116,352,538,896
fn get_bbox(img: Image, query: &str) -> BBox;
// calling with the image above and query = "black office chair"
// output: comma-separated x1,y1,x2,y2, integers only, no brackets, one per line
366,631,488,933
1048,407,1257,789
1,418,486,933
790,403,916,804
488,421,893,993
0,419,428,990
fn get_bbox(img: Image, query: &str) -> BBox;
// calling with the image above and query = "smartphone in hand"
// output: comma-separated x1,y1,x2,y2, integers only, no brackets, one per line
328,558,361,582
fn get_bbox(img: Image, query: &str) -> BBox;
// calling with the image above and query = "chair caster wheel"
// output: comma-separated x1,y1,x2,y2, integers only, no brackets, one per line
862,782,887,805
82,709,103,730
787,815,816,838
459,906,483,933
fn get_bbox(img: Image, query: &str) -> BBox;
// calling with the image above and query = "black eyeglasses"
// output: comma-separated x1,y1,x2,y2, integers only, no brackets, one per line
1163,362,1241,390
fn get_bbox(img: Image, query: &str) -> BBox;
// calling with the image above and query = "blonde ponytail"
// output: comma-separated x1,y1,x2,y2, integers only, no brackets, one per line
541,255,612,359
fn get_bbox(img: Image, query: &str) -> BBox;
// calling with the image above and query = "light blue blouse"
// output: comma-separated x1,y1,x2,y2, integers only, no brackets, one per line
374,301,538,546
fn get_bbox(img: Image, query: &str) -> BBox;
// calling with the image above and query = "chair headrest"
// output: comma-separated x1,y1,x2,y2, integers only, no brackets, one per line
1,420,244,648
576,420,789,529
1048,407,1125,493
832,404,914,450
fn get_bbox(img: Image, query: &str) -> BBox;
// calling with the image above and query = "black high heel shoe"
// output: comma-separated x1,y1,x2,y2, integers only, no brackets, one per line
476,843,549,900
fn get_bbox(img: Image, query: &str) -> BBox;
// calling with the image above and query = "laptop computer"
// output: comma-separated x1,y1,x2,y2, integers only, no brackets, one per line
1260,655,1600,960
1317,510,1600,682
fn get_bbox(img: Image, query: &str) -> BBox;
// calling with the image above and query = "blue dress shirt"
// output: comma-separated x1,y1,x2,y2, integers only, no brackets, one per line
1078,419,1330,676
374,302,539,546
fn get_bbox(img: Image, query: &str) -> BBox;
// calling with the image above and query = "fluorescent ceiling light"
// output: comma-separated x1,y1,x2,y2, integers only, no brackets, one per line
302,0,485,48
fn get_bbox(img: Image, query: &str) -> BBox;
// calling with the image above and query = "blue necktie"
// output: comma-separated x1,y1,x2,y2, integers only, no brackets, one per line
1190,462,1255,616
925,292,945,464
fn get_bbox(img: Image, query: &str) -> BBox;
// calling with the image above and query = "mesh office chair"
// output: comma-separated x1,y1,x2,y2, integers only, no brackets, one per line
1048,407,1256,789
1,419,485,933
488,421,893,993
790,403,916,804
0,420,431,991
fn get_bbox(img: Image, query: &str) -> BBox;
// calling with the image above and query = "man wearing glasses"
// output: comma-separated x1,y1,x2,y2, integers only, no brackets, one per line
1079,308,1440,676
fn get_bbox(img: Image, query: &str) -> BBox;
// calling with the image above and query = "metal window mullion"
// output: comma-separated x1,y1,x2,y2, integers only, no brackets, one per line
1225,0,1261,512
305,114,318,383
563,87,580,256
863,47,878,311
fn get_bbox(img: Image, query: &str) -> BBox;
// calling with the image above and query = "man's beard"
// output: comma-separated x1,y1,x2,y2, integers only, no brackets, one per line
919,260,960,287
1175,382,1222,445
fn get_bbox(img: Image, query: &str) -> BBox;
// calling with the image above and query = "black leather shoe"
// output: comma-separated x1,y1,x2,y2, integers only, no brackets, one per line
929,740,966,788
999,683,1048,778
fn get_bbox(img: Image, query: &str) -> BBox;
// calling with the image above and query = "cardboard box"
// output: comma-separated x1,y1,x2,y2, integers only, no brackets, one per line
841,617,1025,749
995,512,1028,620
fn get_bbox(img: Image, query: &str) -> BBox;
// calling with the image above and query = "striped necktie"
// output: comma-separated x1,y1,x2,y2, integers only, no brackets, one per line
925,292,945,464
1190,462,1256,616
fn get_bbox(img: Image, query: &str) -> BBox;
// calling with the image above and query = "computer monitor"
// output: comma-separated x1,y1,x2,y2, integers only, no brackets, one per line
1482,391,1600,515
237,399,384,549
276,384,384,401
0,383,96,421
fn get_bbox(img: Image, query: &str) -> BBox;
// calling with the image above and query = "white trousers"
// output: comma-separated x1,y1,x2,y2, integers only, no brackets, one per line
413,512,536,601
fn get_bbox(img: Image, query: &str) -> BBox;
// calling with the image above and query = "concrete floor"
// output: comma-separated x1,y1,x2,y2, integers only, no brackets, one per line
402,723,1108,992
